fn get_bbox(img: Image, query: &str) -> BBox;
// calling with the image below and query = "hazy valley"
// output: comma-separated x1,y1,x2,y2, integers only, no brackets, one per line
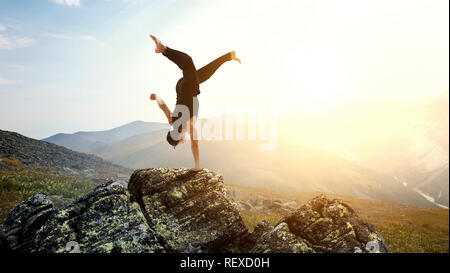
39,94,449,209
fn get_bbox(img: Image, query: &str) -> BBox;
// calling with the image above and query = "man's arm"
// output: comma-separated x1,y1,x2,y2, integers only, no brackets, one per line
150,93,173,125
189,116,201,170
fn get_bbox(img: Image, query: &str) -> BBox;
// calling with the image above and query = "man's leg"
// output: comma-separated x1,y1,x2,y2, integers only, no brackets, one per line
197,51,241,84
163,47,197,75
150,34,199,85
150,34,199,129
164,47,200,99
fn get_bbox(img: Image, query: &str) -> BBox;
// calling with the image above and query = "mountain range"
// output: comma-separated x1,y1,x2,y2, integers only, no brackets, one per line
42,120,169,151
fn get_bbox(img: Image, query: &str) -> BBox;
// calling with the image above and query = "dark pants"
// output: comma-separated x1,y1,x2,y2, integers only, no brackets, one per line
163,47,232,115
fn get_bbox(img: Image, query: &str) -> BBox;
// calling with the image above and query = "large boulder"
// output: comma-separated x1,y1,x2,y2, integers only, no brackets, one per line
280,195,390,253
0,168,390,253
0,194,55,252
128,168,249,253
1,180,163,253
32,180,163,253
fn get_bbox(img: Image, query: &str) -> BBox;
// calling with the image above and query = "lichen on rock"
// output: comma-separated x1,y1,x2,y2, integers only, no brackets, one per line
250,221,315,253
34,180,163,253
281,195,390,253
0,193,55,252
128,168,249,253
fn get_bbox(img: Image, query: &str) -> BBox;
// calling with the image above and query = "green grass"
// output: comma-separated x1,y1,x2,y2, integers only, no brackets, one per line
376,224,449,253
0,169,97,224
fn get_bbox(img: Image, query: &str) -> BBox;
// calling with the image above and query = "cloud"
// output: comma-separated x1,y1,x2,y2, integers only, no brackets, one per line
45,33,97,41
0,25,36,50
0,76,22,85
49,0,80,6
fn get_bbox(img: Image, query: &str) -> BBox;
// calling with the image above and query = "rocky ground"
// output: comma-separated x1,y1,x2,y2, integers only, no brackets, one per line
0,168,389,253
0,130,131,175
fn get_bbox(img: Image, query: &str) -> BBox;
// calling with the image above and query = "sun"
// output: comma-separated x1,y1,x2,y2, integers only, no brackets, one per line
288,52,348,113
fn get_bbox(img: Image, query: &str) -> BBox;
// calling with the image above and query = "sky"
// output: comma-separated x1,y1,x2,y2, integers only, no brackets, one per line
0,0,448,139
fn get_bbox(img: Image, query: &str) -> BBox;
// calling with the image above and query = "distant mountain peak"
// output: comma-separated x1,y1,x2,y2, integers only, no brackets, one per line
42,121,169,151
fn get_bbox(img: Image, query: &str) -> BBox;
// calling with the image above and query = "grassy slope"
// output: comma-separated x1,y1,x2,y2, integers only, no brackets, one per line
227,184,449,253
0,158,100,224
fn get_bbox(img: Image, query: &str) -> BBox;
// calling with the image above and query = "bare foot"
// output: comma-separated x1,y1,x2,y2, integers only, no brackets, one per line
150,34,167,54
189,167,203,172
230,50,241,64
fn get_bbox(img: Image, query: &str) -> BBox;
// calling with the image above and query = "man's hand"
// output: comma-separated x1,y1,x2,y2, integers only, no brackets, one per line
150,93,164,105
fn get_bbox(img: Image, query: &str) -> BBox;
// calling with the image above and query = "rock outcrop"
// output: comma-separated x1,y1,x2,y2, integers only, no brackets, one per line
128,168,250,253
0,168,390,253
279,195,390,253
0,194,56,252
